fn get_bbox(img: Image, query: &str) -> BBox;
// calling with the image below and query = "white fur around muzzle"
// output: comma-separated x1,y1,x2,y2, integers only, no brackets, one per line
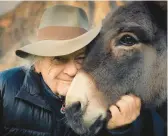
65,70,108,127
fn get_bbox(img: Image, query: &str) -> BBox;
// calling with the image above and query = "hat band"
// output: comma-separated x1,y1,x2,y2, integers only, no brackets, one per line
37,26,87,40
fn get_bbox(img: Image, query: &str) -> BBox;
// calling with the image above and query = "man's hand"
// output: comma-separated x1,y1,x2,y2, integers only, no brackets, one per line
107,94,141,129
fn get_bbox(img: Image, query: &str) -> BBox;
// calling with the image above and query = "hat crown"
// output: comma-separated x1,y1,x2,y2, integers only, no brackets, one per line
16,4,101,59
39,5,89,30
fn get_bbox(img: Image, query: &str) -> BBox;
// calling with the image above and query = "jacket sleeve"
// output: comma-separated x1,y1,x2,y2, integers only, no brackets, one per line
107,123,133,136
0,72,4,135
0,92,3,135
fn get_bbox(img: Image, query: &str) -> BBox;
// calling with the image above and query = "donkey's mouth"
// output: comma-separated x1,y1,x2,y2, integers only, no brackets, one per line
65,103,105,135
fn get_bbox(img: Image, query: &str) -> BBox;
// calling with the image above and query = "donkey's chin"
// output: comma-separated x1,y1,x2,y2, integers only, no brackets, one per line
66,113,105,135
65,102,106,135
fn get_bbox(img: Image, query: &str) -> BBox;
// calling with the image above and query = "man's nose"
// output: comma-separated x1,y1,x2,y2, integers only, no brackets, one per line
63,60,78,77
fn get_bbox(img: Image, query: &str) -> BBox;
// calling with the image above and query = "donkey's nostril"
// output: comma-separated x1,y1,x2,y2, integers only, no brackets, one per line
65,101,82,115
73,101,81,112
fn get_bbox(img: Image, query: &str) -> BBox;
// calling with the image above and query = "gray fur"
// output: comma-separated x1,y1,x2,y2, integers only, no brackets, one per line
84,1,167,107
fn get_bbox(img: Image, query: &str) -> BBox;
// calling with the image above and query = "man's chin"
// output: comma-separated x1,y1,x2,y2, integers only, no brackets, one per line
57,85,70,96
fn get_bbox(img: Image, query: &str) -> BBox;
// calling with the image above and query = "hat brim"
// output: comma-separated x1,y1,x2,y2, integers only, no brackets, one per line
16,23,101,58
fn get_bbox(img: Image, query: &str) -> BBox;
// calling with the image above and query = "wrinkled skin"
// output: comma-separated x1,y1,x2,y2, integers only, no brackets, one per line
65,1,167,135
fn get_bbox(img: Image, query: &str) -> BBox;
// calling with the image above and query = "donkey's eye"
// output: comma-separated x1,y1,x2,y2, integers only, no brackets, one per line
119,34,138,46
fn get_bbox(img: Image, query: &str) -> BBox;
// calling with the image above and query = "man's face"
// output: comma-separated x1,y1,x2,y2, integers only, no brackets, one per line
36,48,85,96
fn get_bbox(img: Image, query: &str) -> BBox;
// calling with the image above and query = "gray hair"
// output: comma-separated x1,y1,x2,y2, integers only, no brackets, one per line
18,55,44,70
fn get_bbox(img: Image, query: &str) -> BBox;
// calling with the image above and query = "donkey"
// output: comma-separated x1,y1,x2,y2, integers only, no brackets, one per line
65,1,167,135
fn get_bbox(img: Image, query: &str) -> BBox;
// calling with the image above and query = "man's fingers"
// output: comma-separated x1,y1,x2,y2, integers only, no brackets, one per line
128,94,141,105
134,96,141,109
107,94,141,129
116,99,130,114
121,94,141,118
107,105,121,129
121,94,141,109
120,95,136,114
109,105,120,117
121,95,135,105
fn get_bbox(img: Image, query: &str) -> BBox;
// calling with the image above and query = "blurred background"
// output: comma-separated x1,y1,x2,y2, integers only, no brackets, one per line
0,1,125,71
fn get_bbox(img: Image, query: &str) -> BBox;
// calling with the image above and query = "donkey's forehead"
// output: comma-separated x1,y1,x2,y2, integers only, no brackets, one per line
102,2,156,40
112,2,152,23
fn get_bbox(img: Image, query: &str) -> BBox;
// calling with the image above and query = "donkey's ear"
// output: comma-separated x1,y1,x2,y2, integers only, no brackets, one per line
145,1,167,29
153,1,167,11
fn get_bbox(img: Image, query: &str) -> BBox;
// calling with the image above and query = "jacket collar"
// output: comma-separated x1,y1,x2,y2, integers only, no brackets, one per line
15,67,52,111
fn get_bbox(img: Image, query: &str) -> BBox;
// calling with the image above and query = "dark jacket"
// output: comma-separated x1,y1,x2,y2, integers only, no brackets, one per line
0,67,166,136
0,67,77,136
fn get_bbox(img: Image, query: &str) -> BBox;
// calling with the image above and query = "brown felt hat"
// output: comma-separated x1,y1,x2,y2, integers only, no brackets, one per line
16,5,101,58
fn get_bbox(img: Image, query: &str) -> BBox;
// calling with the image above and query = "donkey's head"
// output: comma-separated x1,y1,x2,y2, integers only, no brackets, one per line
65,1,167,135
